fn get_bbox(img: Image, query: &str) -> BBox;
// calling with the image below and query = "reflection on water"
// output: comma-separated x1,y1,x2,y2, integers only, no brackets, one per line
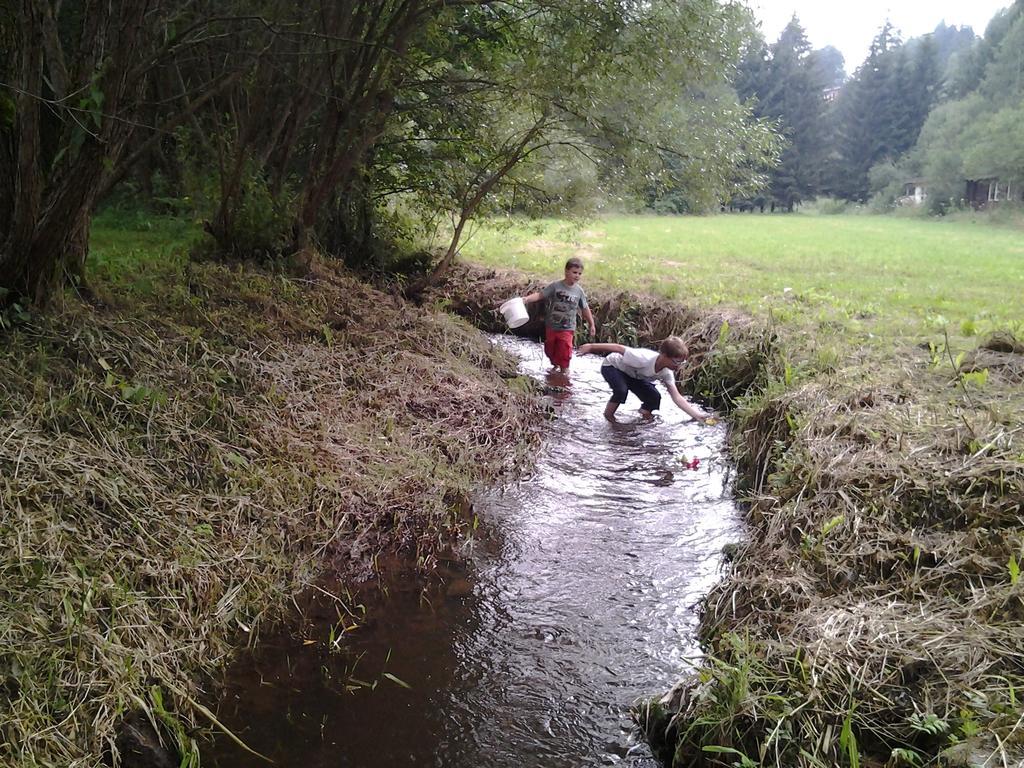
207,336,740,768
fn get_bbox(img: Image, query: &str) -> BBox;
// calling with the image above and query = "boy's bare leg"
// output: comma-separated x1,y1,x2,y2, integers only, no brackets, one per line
603,401,620,422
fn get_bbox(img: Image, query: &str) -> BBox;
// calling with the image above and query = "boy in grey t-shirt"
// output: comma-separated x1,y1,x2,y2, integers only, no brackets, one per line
521,257,597,372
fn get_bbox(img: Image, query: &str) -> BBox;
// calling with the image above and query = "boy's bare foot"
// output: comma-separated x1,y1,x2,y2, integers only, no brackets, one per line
603,401,619,422
639,409,655,421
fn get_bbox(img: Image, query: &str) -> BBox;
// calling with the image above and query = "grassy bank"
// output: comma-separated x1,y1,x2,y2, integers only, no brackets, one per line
0,213,543,767
461,213,1024,767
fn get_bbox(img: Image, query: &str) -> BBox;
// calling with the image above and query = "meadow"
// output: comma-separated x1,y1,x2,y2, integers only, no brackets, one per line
460,213,1024,344
87,209,197,296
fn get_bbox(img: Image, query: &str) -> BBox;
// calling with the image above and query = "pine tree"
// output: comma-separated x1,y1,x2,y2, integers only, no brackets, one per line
835,22,904,200
735,17,831,209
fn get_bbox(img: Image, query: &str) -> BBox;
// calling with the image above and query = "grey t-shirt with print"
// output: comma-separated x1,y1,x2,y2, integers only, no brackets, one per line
541,280,588,331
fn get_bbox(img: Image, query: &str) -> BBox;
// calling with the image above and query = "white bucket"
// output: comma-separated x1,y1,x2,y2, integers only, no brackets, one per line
499,297,529,329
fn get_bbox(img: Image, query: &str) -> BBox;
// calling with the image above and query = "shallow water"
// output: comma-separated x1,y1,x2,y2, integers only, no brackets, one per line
207,336,740,767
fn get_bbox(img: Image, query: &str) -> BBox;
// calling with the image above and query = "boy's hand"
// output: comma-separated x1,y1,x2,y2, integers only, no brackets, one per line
578,343,592,355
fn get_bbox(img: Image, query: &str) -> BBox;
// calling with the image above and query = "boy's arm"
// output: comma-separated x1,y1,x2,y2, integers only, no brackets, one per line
581,306,596,336
522,290,544,304
578,342,625,355
664,378,708,421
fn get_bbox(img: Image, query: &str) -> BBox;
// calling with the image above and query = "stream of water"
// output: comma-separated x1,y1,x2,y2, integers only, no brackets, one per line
207,336,741,767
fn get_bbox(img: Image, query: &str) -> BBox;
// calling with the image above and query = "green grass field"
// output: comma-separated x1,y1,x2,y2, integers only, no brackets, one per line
460,214,1024,343
88,210,197,296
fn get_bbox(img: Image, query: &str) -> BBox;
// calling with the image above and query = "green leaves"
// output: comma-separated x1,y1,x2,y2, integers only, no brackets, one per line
82,86,106,131
701,744,758,767
839,703,859,768
889,746,923,766
386,0,779,243
0,92,14,129
0,290,33,330
907,711,948,737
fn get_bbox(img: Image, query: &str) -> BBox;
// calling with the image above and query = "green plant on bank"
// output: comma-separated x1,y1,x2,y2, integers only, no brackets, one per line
601,296,642,347
694,321,781,412
839,699,860,768
641,633,817,767
100,359,169,406
960,368,989,388
925,332,995,406
800,514,846,557
908,711,948,740
0,288,33,330
888,746,923,766
701,745,758,767
149,685,201,768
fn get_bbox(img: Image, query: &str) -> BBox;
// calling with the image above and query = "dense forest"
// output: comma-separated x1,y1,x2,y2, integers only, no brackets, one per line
733,0,1024,212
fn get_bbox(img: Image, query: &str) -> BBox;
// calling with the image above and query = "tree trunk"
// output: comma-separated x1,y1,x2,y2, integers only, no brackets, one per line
405,212,469,300
403,118,549,299
1,156,99,307
0,0,149,308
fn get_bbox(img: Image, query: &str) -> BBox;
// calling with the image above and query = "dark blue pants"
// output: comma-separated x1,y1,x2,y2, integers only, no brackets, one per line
601,365,661,412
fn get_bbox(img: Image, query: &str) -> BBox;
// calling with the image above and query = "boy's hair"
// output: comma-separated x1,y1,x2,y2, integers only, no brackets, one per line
564,257,584,271
659,336,689,359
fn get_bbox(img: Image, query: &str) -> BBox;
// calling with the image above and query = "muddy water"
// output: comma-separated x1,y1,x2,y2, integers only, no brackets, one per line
207,336,740,768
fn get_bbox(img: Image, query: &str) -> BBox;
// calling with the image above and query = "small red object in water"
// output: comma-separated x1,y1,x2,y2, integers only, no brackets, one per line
688,458,700,470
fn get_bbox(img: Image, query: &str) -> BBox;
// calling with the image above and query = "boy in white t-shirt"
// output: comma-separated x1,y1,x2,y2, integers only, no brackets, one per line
577,336,709,423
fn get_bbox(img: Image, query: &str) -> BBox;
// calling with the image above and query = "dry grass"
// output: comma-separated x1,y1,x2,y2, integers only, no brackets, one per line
0,255,542,767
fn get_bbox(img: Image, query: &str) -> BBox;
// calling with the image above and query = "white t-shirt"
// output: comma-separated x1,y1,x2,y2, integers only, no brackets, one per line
603,347,675,387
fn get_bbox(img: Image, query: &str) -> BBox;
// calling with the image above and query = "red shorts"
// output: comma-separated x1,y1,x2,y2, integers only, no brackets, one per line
544,329,575,369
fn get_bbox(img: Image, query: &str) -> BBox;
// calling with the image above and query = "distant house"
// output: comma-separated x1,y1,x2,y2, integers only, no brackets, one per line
899,179,927,206
965,178,1015,208
822,86,840,103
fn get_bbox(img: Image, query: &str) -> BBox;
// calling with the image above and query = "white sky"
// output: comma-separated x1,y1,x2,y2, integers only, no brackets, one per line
746,0,1012,71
